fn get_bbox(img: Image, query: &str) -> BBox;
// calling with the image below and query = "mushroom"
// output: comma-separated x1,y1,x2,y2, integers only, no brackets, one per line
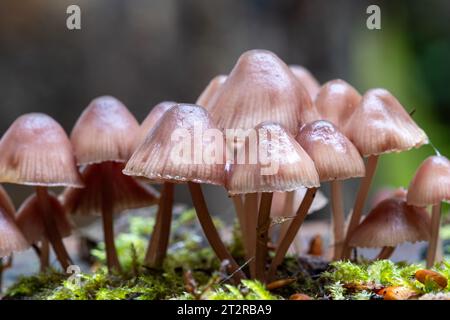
226,121,319,281
289,65,321,100
138,101,176,144
196,75,227,110
349,197,430,260
407,155,450,267
296,120,365,259
341,89,428,258
124,103,246,282
16,192,72,270
0,113,83,269
208,49,318,135
69,96,155,273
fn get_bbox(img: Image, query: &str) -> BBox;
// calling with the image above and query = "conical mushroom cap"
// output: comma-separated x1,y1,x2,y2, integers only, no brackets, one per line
61,162,160,216
196,75,227,110
271,188,328,218
349,198,430,248
314,79,361,131
289,65,320,99
138,101,176,144
0,188,29,257
209,50,318,134
16,193,72,244
296,120,365,182
407,155,450,206
71,96,140,165
124,104,225,185
0,113,83,187
344,89,428,157
226,122,320,195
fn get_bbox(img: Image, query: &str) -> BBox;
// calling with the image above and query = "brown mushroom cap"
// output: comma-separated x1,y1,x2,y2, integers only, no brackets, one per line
71,96,140,165
314,79,361,132
371,187,407,208
196,75,227,110
137,101,176,144
0,113,83,187
226,122,320,195
407,155,450,206
16,192,72,245
209,50,318,134
124,104,225,185
289,65,320,100
349,198,430,248
0,187,29,257
296,120,365,182
61,162,160,216
344,89,428,157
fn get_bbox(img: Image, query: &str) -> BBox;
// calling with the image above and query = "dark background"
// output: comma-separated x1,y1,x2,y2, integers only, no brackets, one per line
1,0,449,217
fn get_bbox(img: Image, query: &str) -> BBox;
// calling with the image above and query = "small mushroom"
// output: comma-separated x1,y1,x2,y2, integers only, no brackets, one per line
407,155,450,267
0,113,83,269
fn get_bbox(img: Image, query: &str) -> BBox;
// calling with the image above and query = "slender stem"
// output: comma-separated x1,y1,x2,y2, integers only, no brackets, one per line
426,203,442,268
36,186,72,270
188,182,245,282
244,193,258,278
267,188,317,281
255,192,273,282
377,246,395,260
331,181,345,260
231,195,248,256
145,182,174,268
276,191,295,247
101,163,122,273
341,155,379,259
40,239,50,271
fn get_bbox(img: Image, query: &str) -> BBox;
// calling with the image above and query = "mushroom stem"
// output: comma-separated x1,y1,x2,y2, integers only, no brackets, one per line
40,239,50,271
244,192,258,277
101,163,122,273
36,186,72,270
276,191,295,247
255,192,273,282
341,155,379,259
426,203,442,268
188,182,246,283
331,181,345,260
231,195,248,255
267,188,317,281
377,246,395,260
145,182,174,268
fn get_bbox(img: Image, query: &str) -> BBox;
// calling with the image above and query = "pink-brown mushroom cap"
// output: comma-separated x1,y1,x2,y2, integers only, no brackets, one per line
196,75,227,110
137,101,177,144
71,96,140,165
407,155,450,206
0,113,83,187
289,65,320,100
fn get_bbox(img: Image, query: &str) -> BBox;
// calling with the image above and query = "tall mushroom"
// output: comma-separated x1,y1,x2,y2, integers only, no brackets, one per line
349,197,430,260
124,103,245,282
407,155,450,267
341,89,428,258
297,120,365,259
0,113,83,269
69,96,152,272
226,121,320,281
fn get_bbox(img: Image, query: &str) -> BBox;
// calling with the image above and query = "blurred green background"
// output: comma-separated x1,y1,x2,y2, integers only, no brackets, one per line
0,0,449,215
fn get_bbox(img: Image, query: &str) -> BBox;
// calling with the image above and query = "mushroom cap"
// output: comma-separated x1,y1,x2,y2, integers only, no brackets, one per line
16,192,72,244
296,120,365,182
61,162,160,216
209,50,319,134
289,65,320,100
124,104,225,185
0,113,83,187
71,96,140,165
271,188,328,218
226,122,320,195
349,198,430,248
196,75,227,110
138,101,176,144
314,79,361,132
0,187,29,257
407,155,450,206
344,89,428,157
371,187,407,208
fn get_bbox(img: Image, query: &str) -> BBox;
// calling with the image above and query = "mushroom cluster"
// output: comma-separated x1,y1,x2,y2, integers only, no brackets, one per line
0,49,447,285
